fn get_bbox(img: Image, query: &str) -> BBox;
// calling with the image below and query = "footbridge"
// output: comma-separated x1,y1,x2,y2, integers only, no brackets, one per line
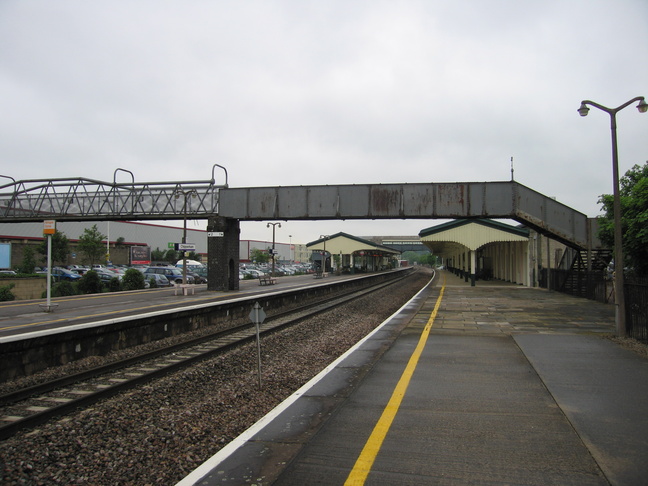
218,182,600,249
0,173,602,290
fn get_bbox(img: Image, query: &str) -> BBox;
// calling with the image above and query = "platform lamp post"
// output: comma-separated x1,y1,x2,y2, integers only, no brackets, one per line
578,96,648,337
175,189,198,285
267,222,281,277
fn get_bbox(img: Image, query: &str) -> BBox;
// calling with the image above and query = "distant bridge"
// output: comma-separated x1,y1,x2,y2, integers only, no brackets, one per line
380,241,430,253
0,171,599,249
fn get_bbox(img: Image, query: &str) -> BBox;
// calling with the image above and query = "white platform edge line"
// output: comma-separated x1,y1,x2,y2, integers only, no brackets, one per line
175,271,435,486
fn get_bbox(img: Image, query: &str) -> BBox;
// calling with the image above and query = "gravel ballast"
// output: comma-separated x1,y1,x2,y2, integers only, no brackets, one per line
1,269,433,485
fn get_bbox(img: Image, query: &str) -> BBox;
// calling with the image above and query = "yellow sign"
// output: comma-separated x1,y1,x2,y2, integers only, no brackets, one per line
43,220,56,235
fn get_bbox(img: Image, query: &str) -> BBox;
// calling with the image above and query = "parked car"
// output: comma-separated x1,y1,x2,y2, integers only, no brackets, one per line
143,266,194,285
51,267,82,282
146,273,171,287
68,265,88,272
94,269,122,283
187,271,207,284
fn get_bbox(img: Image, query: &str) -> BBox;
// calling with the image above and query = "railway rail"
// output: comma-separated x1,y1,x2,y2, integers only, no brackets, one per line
0,273,409,441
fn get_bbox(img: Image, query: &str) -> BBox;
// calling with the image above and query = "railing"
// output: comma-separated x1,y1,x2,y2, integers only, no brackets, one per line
541,269,648,342
626,278,648,342
0,165,228,222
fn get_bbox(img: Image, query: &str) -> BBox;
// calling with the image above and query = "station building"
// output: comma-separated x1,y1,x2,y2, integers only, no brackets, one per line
307,233,401,273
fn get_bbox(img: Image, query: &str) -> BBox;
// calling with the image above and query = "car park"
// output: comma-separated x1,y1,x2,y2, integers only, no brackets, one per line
143,266,194,285
186,271,207,284
146,273,171,287
51,267,82,282
94,269,121,282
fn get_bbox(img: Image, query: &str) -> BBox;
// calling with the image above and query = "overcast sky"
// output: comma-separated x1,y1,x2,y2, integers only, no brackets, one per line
1,1,647,244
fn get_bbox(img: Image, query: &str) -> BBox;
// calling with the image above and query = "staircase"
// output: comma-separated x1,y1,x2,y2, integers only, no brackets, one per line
558,248,612,297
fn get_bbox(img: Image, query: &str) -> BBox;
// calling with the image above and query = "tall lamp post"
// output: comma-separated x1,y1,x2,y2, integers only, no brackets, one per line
267,222,281,277
175,189,198,285
578,96,648,337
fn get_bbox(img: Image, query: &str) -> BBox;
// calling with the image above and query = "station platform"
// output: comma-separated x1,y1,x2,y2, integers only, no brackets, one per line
178,271,648,485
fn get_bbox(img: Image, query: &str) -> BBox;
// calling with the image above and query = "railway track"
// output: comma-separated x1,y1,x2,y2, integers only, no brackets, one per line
0,273,409,441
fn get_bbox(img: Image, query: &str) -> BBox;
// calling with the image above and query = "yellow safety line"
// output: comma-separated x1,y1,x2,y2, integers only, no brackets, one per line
344,276,446,486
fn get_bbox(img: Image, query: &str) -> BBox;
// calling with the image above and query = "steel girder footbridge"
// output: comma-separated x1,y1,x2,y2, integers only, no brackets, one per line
0,167,600,250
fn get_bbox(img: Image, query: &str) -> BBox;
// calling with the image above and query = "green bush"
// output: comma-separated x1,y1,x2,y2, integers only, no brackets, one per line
122,268,146,291
52,281,76,297
107,277,121,292
0,283,15,301
78,270,102,294
148,276,158,288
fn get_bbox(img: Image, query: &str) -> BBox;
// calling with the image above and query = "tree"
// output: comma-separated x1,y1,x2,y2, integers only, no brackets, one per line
164,249,178,264
19,246,37,274
151,248,166,261
250,248,270,264
78,225,107,266
37,230,70,265
598,162,648,276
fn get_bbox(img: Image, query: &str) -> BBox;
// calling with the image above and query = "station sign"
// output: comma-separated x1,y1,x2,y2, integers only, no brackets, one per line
43,220,56,235
175,243,196,251
207,231,224,237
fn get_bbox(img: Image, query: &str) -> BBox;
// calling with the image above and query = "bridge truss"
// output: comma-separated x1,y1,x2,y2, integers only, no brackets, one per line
0,167,227,222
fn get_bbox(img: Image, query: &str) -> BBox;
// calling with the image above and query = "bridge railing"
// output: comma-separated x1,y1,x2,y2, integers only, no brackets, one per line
0,166,228,222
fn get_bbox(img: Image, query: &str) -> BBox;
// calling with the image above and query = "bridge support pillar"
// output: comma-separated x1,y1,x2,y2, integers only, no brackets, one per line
207,216,240,291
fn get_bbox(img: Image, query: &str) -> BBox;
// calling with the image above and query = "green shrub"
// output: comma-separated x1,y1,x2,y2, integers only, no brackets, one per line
0,283,15,301
78,270,102,294
148,276,158,288
52,281,76,297
122,268,146,291
107,277,121,292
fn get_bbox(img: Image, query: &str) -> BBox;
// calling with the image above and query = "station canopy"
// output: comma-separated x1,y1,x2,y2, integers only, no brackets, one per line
419,219,530,255
307,232,400,257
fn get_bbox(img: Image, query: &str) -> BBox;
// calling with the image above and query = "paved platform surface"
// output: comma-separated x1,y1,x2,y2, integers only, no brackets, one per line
179,271,648,485
0,273,333,339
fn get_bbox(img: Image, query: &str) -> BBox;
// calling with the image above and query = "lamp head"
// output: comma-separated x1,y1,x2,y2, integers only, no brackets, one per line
577,102,590,117
637,99,648,113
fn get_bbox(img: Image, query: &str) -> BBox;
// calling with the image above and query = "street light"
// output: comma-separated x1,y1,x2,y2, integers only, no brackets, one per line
175,189,197,285
578,96,647,337
267,222,281,276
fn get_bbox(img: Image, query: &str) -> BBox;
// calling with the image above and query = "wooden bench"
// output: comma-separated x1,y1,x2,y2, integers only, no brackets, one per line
258,276,277,286
174,284,196,296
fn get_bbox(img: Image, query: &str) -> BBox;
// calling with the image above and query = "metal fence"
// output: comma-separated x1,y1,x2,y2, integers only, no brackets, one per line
625,278,648,342
540,269,648,342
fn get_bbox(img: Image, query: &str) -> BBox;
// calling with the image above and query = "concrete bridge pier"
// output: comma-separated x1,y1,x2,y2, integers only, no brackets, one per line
207,216,240,291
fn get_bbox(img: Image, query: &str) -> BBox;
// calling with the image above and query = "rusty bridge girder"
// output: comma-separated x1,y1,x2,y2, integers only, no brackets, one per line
217,181,600,249
0,176,599,250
